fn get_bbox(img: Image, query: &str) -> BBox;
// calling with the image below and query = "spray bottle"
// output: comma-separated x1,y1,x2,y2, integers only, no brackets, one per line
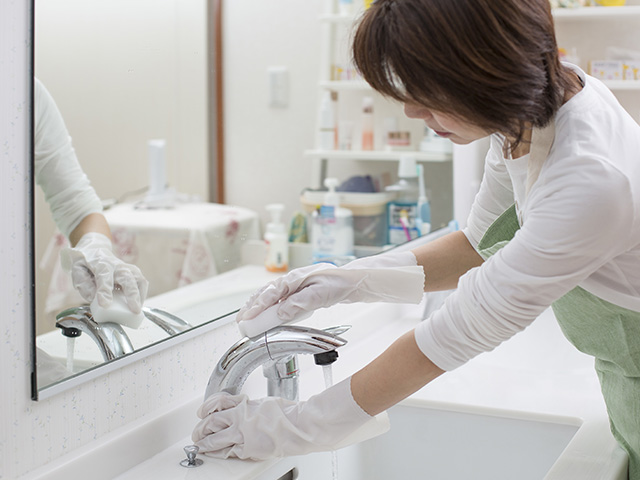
264,204,289,273
311,178,355,263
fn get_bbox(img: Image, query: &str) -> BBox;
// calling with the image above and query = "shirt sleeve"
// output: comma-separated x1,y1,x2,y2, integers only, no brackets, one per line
463,135,515,248
34,78,103,238
415,151,635,371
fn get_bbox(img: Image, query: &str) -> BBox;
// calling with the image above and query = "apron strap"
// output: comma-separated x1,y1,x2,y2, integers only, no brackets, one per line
526,118,556,198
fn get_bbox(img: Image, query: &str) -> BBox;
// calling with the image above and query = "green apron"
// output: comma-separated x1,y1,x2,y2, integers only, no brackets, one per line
477,203,639,479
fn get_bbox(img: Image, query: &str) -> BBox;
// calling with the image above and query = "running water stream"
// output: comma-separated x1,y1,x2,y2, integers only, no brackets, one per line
322,365,339,480
66,336,76,373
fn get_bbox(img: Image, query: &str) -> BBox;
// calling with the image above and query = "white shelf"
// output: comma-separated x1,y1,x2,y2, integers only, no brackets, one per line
304,149,452,163
322,6,640,21
319,80,371,90
603,80,640,90
552,5,640,19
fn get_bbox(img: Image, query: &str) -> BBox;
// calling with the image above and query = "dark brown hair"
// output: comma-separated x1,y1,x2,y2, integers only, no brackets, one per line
352,0,575,146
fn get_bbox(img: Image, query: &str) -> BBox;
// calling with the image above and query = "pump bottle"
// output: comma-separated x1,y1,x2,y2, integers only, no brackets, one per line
311,178,355,263
264,204,289,272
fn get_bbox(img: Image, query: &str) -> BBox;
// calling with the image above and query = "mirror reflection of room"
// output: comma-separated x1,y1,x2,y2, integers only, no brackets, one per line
33,0,263,389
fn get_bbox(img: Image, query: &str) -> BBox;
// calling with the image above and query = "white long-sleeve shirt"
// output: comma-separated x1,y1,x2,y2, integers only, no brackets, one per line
34,78,103,238
415,65,640,371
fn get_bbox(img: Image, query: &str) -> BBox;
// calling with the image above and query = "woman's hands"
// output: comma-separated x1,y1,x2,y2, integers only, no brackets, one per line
236,250,425,335
60,232,149,313
192,377,386,460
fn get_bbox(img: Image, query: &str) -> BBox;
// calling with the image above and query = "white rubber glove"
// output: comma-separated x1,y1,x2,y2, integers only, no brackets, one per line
192,377,389,460
60,232,149,313
237,250,425,326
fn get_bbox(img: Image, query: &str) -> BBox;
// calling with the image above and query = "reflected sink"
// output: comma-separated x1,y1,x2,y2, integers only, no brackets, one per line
258,401,580,480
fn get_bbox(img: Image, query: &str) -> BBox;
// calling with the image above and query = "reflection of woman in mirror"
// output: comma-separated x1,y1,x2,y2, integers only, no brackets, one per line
34,78,148,382
192,0,640,476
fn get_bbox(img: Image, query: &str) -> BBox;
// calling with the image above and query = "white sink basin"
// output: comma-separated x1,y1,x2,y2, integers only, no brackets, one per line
256,400,580,480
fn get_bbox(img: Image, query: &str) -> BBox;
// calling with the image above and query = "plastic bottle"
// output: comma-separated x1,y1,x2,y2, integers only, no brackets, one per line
361,96,374,150
311,178,355,263
264,204,289,273
416,164,431,235
385,156,420,244
318,91,337,150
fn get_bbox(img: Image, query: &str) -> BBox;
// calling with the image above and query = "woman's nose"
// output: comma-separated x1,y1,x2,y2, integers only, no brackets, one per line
404,103,432,120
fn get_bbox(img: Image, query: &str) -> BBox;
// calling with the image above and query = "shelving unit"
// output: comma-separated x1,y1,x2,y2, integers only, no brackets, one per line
308,3,452,192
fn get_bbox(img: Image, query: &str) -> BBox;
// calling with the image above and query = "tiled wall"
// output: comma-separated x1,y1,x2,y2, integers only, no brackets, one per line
0,3,232,478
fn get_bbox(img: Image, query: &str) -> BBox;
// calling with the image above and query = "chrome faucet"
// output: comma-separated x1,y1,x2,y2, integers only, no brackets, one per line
204,324,350,402
56,306,135,361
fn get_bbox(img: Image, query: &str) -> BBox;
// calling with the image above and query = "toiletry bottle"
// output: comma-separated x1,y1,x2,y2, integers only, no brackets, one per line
318,90,337,150
264,204,289,273
416,164,431,235
386,156,420,244
338,0,354,16
361,96,374,150
311,178,355,263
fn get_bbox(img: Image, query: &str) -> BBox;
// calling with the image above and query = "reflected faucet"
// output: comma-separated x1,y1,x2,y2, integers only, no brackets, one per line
204,324,350,402
55,305,193,362
56,306,134,361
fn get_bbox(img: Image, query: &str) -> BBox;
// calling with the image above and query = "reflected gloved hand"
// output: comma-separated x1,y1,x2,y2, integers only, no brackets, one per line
60,232,149,313
192,377,387,460
236,250,425,328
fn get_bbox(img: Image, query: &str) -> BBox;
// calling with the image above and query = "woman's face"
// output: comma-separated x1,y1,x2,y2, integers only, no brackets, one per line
403,102,492,144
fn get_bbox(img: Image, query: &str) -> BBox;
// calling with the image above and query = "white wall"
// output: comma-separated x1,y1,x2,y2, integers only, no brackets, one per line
223,0,324,225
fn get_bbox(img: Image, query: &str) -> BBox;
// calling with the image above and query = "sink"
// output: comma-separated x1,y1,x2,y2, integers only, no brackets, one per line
255,400,581,480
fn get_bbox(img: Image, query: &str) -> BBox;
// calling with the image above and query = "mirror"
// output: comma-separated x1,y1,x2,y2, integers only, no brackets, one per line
32,0,455,398
32,0,233,394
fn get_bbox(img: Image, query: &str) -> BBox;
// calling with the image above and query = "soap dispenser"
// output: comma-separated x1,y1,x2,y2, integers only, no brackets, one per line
311,178,355,264
264,204,289,273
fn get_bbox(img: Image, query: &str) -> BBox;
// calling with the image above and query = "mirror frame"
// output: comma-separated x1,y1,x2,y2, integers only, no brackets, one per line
31,0,226,400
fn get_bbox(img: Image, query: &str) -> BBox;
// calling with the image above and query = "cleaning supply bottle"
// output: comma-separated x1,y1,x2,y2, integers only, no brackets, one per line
264,204,289,272
416,164,431,235
385,156,420,245
318,91,337,150
361,96,374,150
311,178,355,263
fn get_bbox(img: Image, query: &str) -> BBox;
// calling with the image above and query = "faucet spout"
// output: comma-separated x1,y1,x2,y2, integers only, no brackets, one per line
204,324,349,401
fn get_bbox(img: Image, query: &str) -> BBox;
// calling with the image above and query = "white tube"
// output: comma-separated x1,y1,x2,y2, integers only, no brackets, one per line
148,139,167,196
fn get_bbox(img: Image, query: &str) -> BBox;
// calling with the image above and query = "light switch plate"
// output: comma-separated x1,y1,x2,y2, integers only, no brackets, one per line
267,66,289,108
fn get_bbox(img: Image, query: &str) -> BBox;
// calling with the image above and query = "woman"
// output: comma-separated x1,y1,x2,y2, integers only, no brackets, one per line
193,0,640,477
